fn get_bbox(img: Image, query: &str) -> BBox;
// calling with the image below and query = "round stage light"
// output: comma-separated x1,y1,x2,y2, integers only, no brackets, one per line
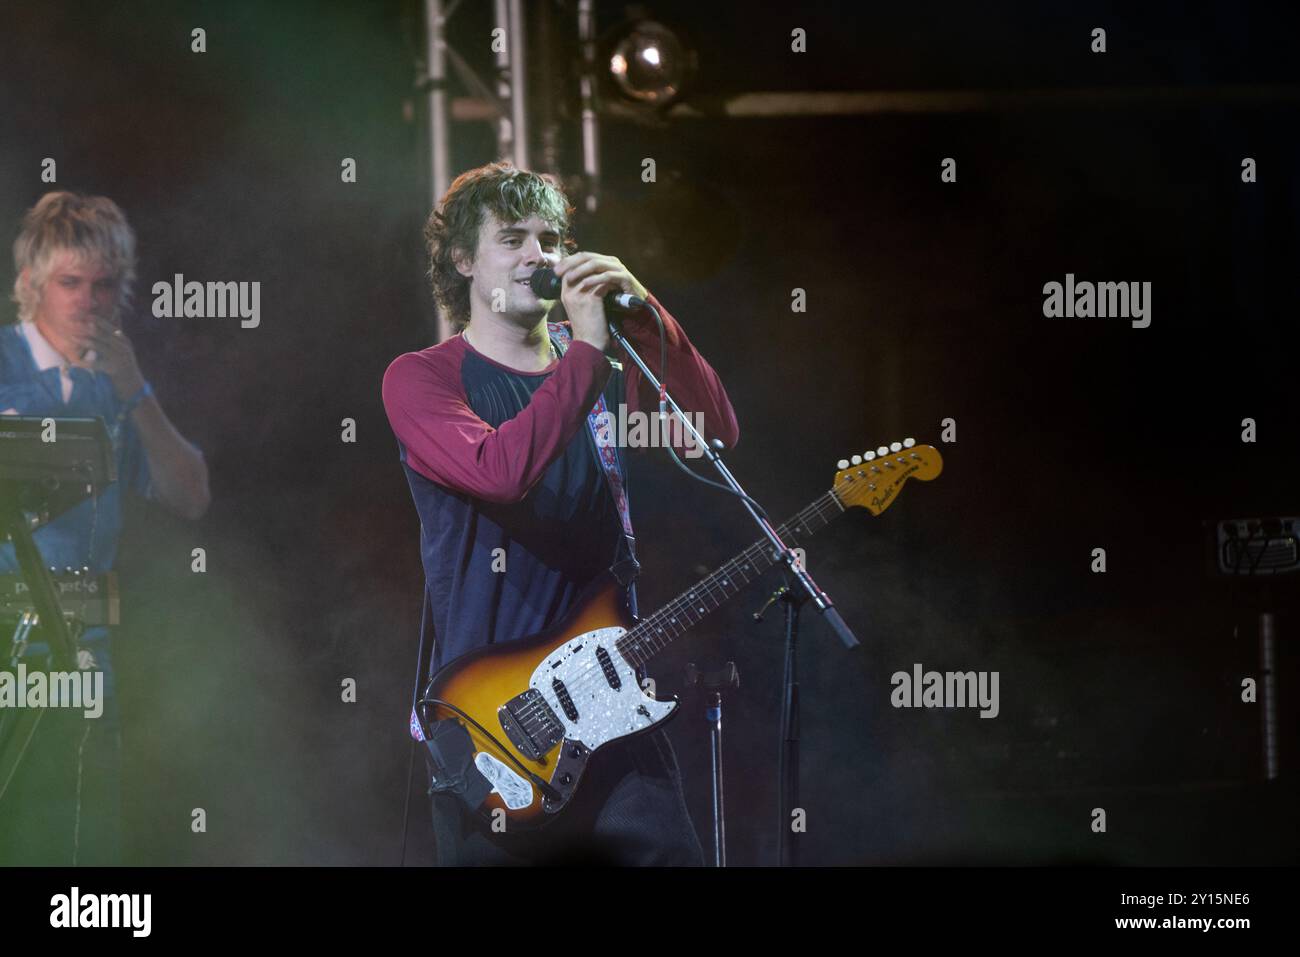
608,20,687,105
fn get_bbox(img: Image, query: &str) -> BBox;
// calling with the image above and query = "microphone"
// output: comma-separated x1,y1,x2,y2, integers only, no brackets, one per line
528,267,647,313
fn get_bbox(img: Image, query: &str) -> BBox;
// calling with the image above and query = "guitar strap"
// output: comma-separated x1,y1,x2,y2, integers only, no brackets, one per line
547,321,637,565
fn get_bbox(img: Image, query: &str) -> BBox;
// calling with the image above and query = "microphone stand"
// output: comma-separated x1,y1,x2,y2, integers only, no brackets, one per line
607,310,861,866
607,313,860,651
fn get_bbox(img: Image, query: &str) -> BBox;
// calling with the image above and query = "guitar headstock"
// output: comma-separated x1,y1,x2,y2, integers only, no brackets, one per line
832,438,943,515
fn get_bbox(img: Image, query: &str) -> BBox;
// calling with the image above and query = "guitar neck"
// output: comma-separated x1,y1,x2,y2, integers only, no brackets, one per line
616,489,846,668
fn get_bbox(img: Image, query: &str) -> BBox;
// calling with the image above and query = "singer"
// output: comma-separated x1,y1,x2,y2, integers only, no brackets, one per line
381,160,738,865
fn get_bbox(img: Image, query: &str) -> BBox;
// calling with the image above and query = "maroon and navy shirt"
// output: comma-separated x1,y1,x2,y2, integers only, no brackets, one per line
381,294,739,678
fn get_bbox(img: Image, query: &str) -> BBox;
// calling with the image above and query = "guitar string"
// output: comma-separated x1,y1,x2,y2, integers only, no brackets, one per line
513,446,922,729
509,492,844,735
528,446,922,716
506,488,842,738
509,490,845,732
509,488,846,731
621,491,842,661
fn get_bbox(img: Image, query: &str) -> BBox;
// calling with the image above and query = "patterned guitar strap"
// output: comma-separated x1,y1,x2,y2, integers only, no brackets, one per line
547,321,637,565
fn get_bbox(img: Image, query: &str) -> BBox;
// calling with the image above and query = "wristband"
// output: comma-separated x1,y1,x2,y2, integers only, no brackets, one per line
118,380,153,420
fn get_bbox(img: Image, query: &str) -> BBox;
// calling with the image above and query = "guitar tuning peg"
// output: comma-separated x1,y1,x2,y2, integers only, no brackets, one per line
837,459,849,469
851,454,862,465
876,446,889,456
864,451,876,461
903,437,915,448
889,441,902,452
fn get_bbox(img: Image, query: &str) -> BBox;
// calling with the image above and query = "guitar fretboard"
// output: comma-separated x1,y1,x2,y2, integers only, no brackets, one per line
616,489,845,668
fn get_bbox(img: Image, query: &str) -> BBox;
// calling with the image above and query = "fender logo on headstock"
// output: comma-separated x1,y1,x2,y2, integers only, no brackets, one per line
833,441,942,516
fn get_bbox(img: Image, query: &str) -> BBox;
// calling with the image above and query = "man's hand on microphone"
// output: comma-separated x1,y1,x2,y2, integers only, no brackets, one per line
555,252,648,352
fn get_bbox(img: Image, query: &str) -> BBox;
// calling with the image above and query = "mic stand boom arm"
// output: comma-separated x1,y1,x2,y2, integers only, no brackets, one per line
606,315,860,650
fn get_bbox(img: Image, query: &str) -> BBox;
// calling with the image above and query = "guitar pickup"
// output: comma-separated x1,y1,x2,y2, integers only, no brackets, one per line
498,688,564,762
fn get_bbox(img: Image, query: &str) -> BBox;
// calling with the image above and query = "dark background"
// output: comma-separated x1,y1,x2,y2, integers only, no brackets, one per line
1,0,1296,865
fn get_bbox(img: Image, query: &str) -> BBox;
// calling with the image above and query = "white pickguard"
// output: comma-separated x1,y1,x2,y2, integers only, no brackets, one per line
530,627,675,749
474,752,534,810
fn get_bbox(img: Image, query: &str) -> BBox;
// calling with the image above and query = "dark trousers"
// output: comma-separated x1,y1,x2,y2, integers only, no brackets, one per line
430,729,704,866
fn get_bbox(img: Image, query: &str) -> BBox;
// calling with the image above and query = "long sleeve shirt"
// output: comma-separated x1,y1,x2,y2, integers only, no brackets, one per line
381,293,738,677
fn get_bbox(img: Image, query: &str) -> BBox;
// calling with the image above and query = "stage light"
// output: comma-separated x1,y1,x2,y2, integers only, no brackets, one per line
607,20,689,105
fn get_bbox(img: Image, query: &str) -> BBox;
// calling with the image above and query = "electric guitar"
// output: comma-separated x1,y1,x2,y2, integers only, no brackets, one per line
422,438,944,828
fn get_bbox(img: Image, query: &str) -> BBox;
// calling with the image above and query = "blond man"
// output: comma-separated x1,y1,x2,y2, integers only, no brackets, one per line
0,191,209,864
